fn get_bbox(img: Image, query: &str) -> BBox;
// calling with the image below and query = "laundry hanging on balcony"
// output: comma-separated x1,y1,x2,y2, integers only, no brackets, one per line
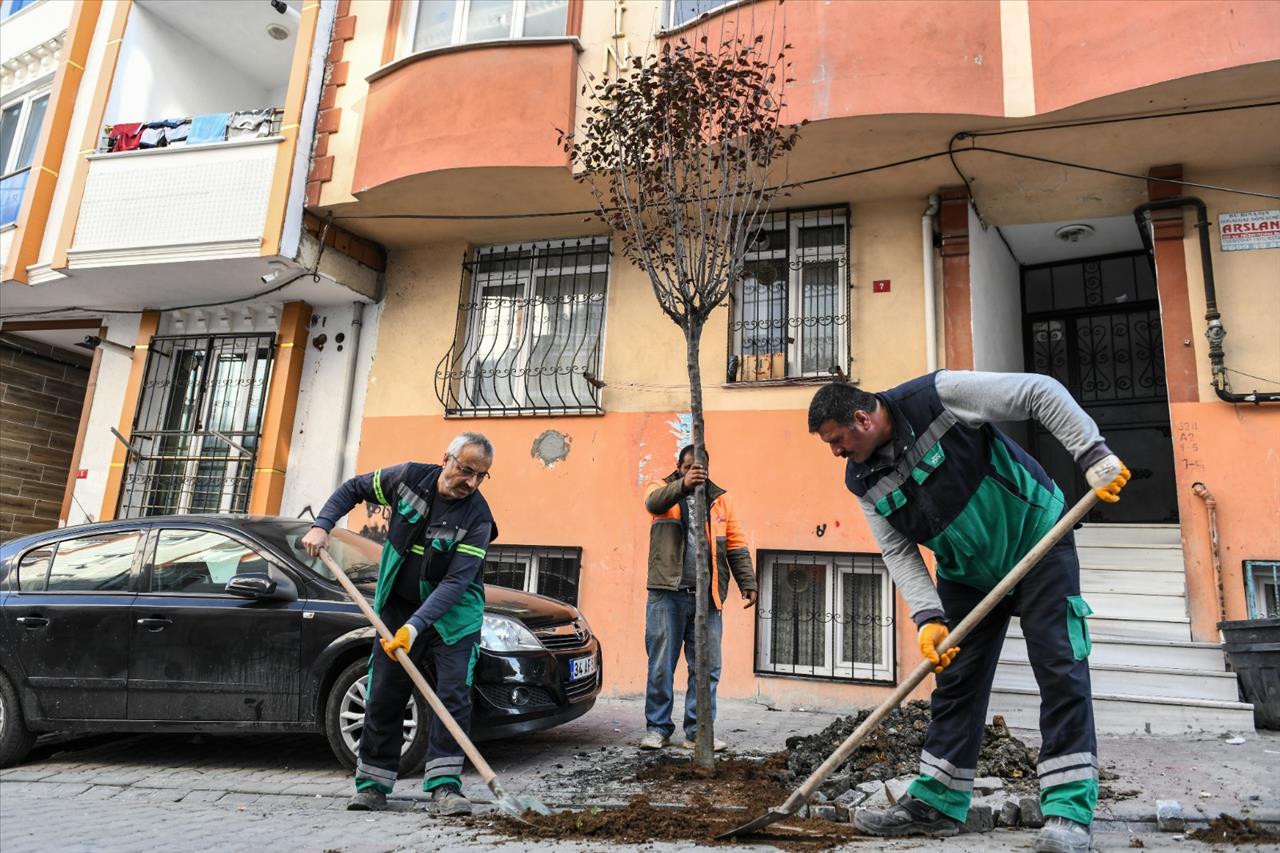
139,118,187,149
227,109,274,140
106,122,143,152
187,112,231,145
164,120,191,146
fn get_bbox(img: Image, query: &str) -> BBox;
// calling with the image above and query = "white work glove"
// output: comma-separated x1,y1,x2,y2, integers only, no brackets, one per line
1085,454,1131,503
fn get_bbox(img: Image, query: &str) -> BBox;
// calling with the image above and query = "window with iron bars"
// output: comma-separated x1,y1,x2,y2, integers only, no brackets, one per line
436,237,610,417
118,334,274,519
484,544,582,607
1245,560,1280,619
729,206,850,383
755,550,895,683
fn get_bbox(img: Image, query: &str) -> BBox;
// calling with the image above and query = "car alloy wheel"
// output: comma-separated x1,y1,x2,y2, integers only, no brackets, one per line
323,658,428,775
339,672,419,759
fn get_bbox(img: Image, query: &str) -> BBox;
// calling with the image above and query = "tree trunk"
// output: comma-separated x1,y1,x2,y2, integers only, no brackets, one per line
684,319,715,771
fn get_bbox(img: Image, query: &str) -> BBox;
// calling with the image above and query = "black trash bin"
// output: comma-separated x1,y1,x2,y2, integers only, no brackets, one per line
1219,617,1280,730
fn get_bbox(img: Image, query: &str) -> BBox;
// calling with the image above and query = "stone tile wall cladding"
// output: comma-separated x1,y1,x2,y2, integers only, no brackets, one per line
0,335,91,542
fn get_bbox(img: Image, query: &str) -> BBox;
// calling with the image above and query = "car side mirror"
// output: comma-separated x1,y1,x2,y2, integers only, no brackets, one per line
226,573,294,602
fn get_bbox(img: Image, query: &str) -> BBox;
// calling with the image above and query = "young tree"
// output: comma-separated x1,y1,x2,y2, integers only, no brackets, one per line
561,29,801,769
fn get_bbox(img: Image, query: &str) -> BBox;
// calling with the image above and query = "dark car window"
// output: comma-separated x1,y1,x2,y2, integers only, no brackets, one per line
250,520,382,593
17,545,55,592
149,529,270,594
45,531,141,592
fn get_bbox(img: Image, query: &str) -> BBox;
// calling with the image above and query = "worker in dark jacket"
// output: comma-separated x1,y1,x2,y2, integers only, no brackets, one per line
640,444,757,752
301,433,497,816
809,372,1130,853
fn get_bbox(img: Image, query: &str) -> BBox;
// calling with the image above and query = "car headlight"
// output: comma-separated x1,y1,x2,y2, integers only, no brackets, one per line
481,613,543,652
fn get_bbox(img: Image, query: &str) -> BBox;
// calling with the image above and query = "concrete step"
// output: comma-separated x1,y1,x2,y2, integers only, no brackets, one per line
1082,591,1189,621
1012,615,1192,642
993,659,1240,702
988,687,1255,735
1001,631,1227,671
1081,568,1185,596
1077,545,1186,572
1075,523,1182,548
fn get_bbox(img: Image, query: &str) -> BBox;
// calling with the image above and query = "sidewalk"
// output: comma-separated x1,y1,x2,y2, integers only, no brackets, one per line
1,695,1277,851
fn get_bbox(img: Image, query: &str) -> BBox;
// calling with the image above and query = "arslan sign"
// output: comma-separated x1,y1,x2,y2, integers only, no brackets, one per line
1218,210,1280,251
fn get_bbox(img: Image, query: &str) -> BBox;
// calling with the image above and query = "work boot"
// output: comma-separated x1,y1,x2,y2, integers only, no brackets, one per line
430,783,472,816
852,794,961,837
1035,816,1092,852
346,788,387,811
679,737,727,752
638,731,669,750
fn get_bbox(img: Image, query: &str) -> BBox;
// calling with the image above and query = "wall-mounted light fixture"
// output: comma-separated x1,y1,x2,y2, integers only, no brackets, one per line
77,335,134,357
1054,224,1096,244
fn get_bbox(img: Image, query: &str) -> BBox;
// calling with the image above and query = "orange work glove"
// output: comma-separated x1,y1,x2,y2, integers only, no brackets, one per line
919,622,959,674
1085,454,1131,504
380,624,417,660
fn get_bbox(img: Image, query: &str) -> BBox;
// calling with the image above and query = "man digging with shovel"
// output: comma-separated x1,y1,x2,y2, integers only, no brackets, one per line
809,371,1130,853
301,433,497,816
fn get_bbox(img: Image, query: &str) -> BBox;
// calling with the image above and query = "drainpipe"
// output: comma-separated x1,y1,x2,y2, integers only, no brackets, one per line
1191,481,1228,648
332,301,365,490
923,194,940,371
1132,197,1280,405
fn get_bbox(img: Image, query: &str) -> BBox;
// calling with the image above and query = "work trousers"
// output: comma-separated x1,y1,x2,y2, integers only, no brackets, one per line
354,596,480,794
907,530,1099,826
644,588,723,742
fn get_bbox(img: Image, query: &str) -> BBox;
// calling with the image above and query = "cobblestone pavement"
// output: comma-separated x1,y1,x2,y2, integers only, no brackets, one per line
2,697,1277,852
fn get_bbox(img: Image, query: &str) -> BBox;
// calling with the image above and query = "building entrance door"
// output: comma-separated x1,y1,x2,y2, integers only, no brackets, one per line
1022,252,1178,523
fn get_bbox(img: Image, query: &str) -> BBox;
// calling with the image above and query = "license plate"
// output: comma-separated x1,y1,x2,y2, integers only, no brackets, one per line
570,654,596,681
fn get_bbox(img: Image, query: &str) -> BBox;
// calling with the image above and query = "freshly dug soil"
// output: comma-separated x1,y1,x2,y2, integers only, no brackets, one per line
783,701,1039,796
1188,814,1280,845
634,752,794,807
494,795,862,850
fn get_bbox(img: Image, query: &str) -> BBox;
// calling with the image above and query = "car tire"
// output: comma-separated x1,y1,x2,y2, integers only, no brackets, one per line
0,670,36,768
324,658,428,776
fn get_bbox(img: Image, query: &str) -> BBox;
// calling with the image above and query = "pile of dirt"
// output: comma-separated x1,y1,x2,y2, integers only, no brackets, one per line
634,752,794,808
782,701,1039,795
1188,815,1280,845
493,795,861,850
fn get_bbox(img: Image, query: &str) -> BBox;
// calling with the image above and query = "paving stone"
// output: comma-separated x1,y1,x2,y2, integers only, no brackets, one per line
885,775,914,805
1156,799,1184,832
963,803,995,833
833,787,866,808
1019,794,1045,829
811,804,840,822
973,776,1004,795
79,784,126,800
1000,797,1022,828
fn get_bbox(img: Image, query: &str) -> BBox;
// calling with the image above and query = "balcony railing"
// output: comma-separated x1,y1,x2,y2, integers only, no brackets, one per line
0,167,31,227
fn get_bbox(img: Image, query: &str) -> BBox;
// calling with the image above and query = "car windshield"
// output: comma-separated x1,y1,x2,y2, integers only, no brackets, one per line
250,520,382,594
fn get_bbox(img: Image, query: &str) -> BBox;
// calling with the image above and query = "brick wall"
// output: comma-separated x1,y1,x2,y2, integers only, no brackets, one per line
0,335,91,542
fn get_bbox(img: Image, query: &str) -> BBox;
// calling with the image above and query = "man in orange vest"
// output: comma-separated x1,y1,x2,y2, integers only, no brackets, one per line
639,444,757,751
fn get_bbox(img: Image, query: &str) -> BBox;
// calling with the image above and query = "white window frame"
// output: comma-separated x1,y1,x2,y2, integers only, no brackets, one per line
458,236,611,415
0,87,50,176
399,0,570,56
664,0,741,30
734,206,850,380
485,545,582,604
756,551,894,683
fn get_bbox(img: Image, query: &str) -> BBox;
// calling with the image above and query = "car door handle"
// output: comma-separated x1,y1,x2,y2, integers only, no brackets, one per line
15,616,49,628
136,617,173,632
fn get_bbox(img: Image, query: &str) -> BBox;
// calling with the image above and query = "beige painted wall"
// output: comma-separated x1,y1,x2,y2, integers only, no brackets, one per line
1179,166,1280,403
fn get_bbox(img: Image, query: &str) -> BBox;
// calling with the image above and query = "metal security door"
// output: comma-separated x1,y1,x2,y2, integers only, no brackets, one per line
1022,253,1178,523
117,334,275,518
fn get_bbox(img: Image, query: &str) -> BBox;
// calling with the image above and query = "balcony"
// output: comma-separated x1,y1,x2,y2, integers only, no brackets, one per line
353,38,580,204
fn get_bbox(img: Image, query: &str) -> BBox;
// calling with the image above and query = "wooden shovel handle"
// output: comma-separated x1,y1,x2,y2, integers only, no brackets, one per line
318,547,501,787
783,490,1099,810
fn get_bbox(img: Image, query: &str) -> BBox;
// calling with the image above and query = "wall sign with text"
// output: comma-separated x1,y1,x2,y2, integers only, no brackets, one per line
1219,210,1280,251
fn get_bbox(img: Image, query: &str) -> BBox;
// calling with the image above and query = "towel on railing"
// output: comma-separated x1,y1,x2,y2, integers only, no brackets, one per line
227,109,274,140
187,112,230,145
107,122,143,152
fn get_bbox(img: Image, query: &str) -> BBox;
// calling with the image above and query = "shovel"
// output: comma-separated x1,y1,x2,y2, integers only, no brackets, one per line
317,547,551,822
720,490,1099,838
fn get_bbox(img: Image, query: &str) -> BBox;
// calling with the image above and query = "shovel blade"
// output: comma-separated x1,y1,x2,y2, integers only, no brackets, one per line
716,804,796,839
493,794,552,823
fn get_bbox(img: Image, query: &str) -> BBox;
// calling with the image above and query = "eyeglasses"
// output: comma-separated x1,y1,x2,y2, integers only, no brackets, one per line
449,455,491,483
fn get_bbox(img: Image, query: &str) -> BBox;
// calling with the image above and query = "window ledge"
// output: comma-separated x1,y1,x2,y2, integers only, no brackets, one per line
87,136,283,161
444,407,604,419
658,0,753,37
721,375,843,390
754,671,897,687
369,36,584,84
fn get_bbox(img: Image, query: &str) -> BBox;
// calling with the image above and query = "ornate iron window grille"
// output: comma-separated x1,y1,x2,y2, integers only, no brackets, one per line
436,237,611,417
484,544,583,607
754,550,896,684
116,333,275,519
728,205,851,383
1244,560,1280,619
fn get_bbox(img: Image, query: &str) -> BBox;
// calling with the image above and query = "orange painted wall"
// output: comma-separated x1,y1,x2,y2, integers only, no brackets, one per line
1028,0,1280,115
352,409,935,707
352,41,577,193
1168,402,1280,638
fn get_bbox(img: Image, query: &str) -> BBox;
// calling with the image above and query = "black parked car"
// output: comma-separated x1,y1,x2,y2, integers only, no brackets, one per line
0,516,601,771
